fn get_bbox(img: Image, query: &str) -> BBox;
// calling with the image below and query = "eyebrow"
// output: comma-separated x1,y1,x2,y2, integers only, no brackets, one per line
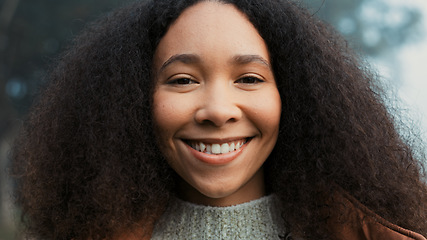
157,53,271,74
158,54,201,74
230,55,271,69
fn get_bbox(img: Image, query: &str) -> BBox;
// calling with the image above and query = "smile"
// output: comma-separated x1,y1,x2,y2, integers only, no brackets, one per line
185,138,251,155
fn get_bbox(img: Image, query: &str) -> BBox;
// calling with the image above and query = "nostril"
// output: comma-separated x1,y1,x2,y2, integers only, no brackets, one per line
194,104,242,127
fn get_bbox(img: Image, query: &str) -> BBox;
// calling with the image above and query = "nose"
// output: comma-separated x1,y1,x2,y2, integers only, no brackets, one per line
194,84,242,127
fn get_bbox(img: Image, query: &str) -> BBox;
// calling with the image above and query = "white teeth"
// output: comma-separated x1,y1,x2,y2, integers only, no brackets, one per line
189,139,248,155
220,143,229,154
211,144,221,154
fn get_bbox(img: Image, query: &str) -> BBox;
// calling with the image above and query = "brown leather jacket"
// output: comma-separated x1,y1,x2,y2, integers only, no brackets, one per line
327,191,426,240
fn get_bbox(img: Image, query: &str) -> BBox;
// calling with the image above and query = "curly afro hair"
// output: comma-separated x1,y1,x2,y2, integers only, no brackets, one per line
11,0,427,239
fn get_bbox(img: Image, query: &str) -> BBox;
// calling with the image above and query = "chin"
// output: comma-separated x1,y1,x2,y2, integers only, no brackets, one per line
195,182,238,199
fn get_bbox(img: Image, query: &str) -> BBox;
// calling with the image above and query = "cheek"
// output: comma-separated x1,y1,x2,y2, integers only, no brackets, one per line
153,100,173,133
152,91,175,142
152,92,180,166
251,89,282,134
152,91,194,142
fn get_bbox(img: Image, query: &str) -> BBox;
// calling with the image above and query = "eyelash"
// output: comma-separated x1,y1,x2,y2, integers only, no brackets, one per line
166,76,264,85
235,76,264,84
167,78,198,85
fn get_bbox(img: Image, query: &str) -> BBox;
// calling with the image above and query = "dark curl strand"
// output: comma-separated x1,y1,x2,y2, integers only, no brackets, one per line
11,0,427,239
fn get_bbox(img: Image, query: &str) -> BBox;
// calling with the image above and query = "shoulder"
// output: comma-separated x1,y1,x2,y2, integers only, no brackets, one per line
328,190,426,240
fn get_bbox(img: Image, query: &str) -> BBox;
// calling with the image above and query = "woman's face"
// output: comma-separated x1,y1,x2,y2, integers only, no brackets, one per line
153,1,281,206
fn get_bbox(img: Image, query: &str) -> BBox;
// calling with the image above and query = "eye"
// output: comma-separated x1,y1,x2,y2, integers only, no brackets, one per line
167,78,198,85
235,76,264,84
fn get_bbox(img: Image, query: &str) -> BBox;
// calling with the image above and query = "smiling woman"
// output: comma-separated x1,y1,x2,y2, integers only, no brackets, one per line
10,0,427,240
152,2,281,207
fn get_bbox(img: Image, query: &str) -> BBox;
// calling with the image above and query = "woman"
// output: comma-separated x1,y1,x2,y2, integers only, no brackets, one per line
11,0,427,239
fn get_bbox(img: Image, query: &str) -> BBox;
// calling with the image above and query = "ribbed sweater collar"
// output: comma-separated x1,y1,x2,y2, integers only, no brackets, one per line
151,195,286,239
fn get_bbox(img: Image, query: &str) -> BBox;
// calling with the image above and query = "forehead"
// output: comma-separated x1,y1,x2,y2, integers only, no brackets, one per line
153,1,270,69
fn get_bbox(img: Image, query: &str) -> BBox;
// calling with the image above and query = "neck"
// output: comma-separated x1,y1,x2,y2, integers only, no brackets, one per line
177,168,266,207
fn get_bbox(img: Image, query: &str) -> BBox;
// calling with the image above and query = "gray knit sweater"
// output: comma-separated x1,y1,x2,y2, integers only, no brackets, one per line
151,195,286,239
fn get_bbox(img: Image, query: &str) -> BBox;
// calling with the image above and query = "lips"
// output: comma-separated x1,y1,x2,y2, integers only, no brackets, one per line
186,138,249,155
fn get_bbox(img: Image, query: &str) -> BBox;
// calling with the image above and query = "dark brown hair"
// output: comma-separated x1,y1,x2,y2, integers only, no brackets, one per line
11,0,427,239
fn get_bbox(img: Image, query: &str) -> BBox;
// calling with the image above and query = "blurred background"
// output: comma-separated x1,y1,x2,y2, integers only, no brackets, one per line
0,0,426,239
